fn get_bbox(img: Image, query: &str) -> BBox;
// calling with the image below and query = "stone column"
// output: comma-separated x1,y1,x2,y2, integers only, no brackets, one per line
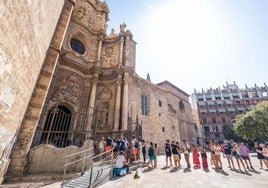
121,72,129,131
119,36,124,66
87,76,98,138
89,77,98,109
6,0,75,177
113,75,122,131
97,39,102,62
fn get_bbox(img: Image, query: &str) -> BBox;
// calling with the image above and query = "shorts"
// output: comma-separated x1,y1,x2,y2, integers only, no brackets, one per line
132,147,137,155
106,146,112,151
166,151,172,157
211,153,215,159
234,154,241,159
225,154,233,159
241,155,250,160
173,154,179,161
264,156,268,160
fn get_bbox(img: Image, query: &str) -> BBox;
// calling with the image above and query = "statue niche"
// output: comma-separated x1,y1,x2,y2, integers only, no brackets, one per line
96,87,113,130
96,102,109,130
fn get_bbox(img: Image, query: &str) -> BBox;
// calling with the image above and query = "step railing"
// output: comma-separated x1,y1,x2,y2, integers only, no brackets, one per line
62,147,114,188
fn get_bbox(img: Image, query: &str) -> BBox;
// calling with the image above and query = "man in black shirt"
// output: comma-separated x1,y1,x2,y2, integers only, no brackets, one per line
223,141,235,169
164,139,172,166
171,141,181,168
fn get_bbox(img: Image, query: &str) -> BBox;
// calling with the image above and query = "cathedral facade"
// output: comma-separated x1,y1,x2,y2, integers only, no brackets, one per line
0,0,195,181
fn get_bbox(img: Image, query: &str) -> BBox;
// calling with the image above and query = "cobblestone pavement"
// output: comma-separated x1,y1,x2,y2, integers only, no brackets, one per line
99,153,268,188
1,153,268,188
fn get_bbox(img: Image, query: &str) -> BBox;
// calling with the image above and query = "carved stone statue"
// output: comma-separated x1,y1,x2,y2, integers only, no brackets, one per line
109,28,117,38
120,22,127,33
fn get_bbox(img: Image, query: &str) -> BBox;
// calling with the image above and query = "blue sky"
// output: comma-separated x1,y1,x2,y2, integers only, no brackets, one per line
104,0,268,94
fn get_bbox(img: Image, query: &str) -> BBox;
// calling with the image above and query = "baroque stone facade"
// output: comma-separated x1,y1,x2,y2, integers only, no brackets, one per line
0,0,195,182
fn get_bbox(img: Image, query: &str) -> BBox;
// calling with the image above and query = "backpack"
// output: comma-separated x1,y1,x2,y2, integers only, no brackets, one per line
148,147,154,157
120,140,125,150
134,141,139,148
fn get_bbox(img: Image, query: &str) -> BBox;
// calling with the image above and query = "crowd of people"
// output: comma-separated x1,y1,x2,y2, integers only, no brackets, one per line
95,136,268,174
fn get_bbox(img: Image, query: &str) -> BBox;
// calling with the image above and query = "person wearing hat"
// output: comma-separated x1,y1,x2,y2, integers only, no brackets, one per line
115,151,130,172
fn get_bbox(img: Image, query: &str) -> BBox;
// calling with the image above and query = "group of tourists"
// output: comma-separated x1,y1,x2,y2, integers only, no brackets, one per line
96,136,268,175
161,139,268,173
96,136,143,173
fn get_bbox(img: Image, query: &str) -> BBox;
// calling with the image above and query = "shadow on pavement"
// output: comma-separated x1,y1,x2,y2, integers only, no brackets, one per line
203,168,210,173
143,166,154,173
211,167,229,176
169,167,180,173
161,166,170,170
183,168,191,173
248,168,261,174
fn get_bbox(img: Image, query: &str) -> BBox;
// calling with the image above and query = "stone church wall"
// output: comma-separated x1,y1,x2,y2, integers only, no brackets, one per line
0,0,65,183
128,76,195,154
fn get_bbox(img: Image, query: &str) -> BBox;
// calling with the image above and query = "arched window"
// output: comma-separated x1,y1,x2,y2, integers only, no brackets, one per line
179,100,186,113
141,93,147,115
40,105,72,147
70,38,85,54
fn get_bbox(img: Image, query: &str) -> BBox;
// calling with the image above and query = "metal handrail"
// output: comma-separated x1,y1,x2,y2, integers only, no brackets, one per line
62,147,114,188
62,147,94,186
89,149,113,187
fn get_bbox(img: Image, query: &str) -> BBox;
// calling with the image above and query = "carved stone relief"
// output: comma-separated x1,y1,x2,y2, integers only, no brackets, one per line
96,102,109,129
125,40,136,67
100,45,119,68
97,87,112,100
50,74,80,105
72,2,106,31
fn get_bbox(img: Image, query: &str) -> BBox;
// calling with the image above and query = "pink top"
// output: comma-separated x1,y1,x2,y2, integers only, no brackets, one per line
239,145,249,156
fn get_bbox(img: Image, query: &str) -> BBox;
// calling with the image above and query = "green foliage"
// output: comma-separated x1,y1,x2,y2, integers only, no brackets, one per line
234,101,268,141
222,124,241,142
222,124,235,139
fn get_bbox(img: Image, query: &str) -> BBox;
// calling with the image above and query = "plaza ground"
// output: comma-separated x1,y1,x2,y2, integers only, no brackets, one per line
99,153,268,188
1,153,268,188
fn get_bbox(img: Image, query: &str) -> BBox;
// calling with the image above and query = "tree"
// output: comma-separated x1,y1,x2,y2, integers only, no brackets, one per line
222,124,241,142
234,101,268,141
